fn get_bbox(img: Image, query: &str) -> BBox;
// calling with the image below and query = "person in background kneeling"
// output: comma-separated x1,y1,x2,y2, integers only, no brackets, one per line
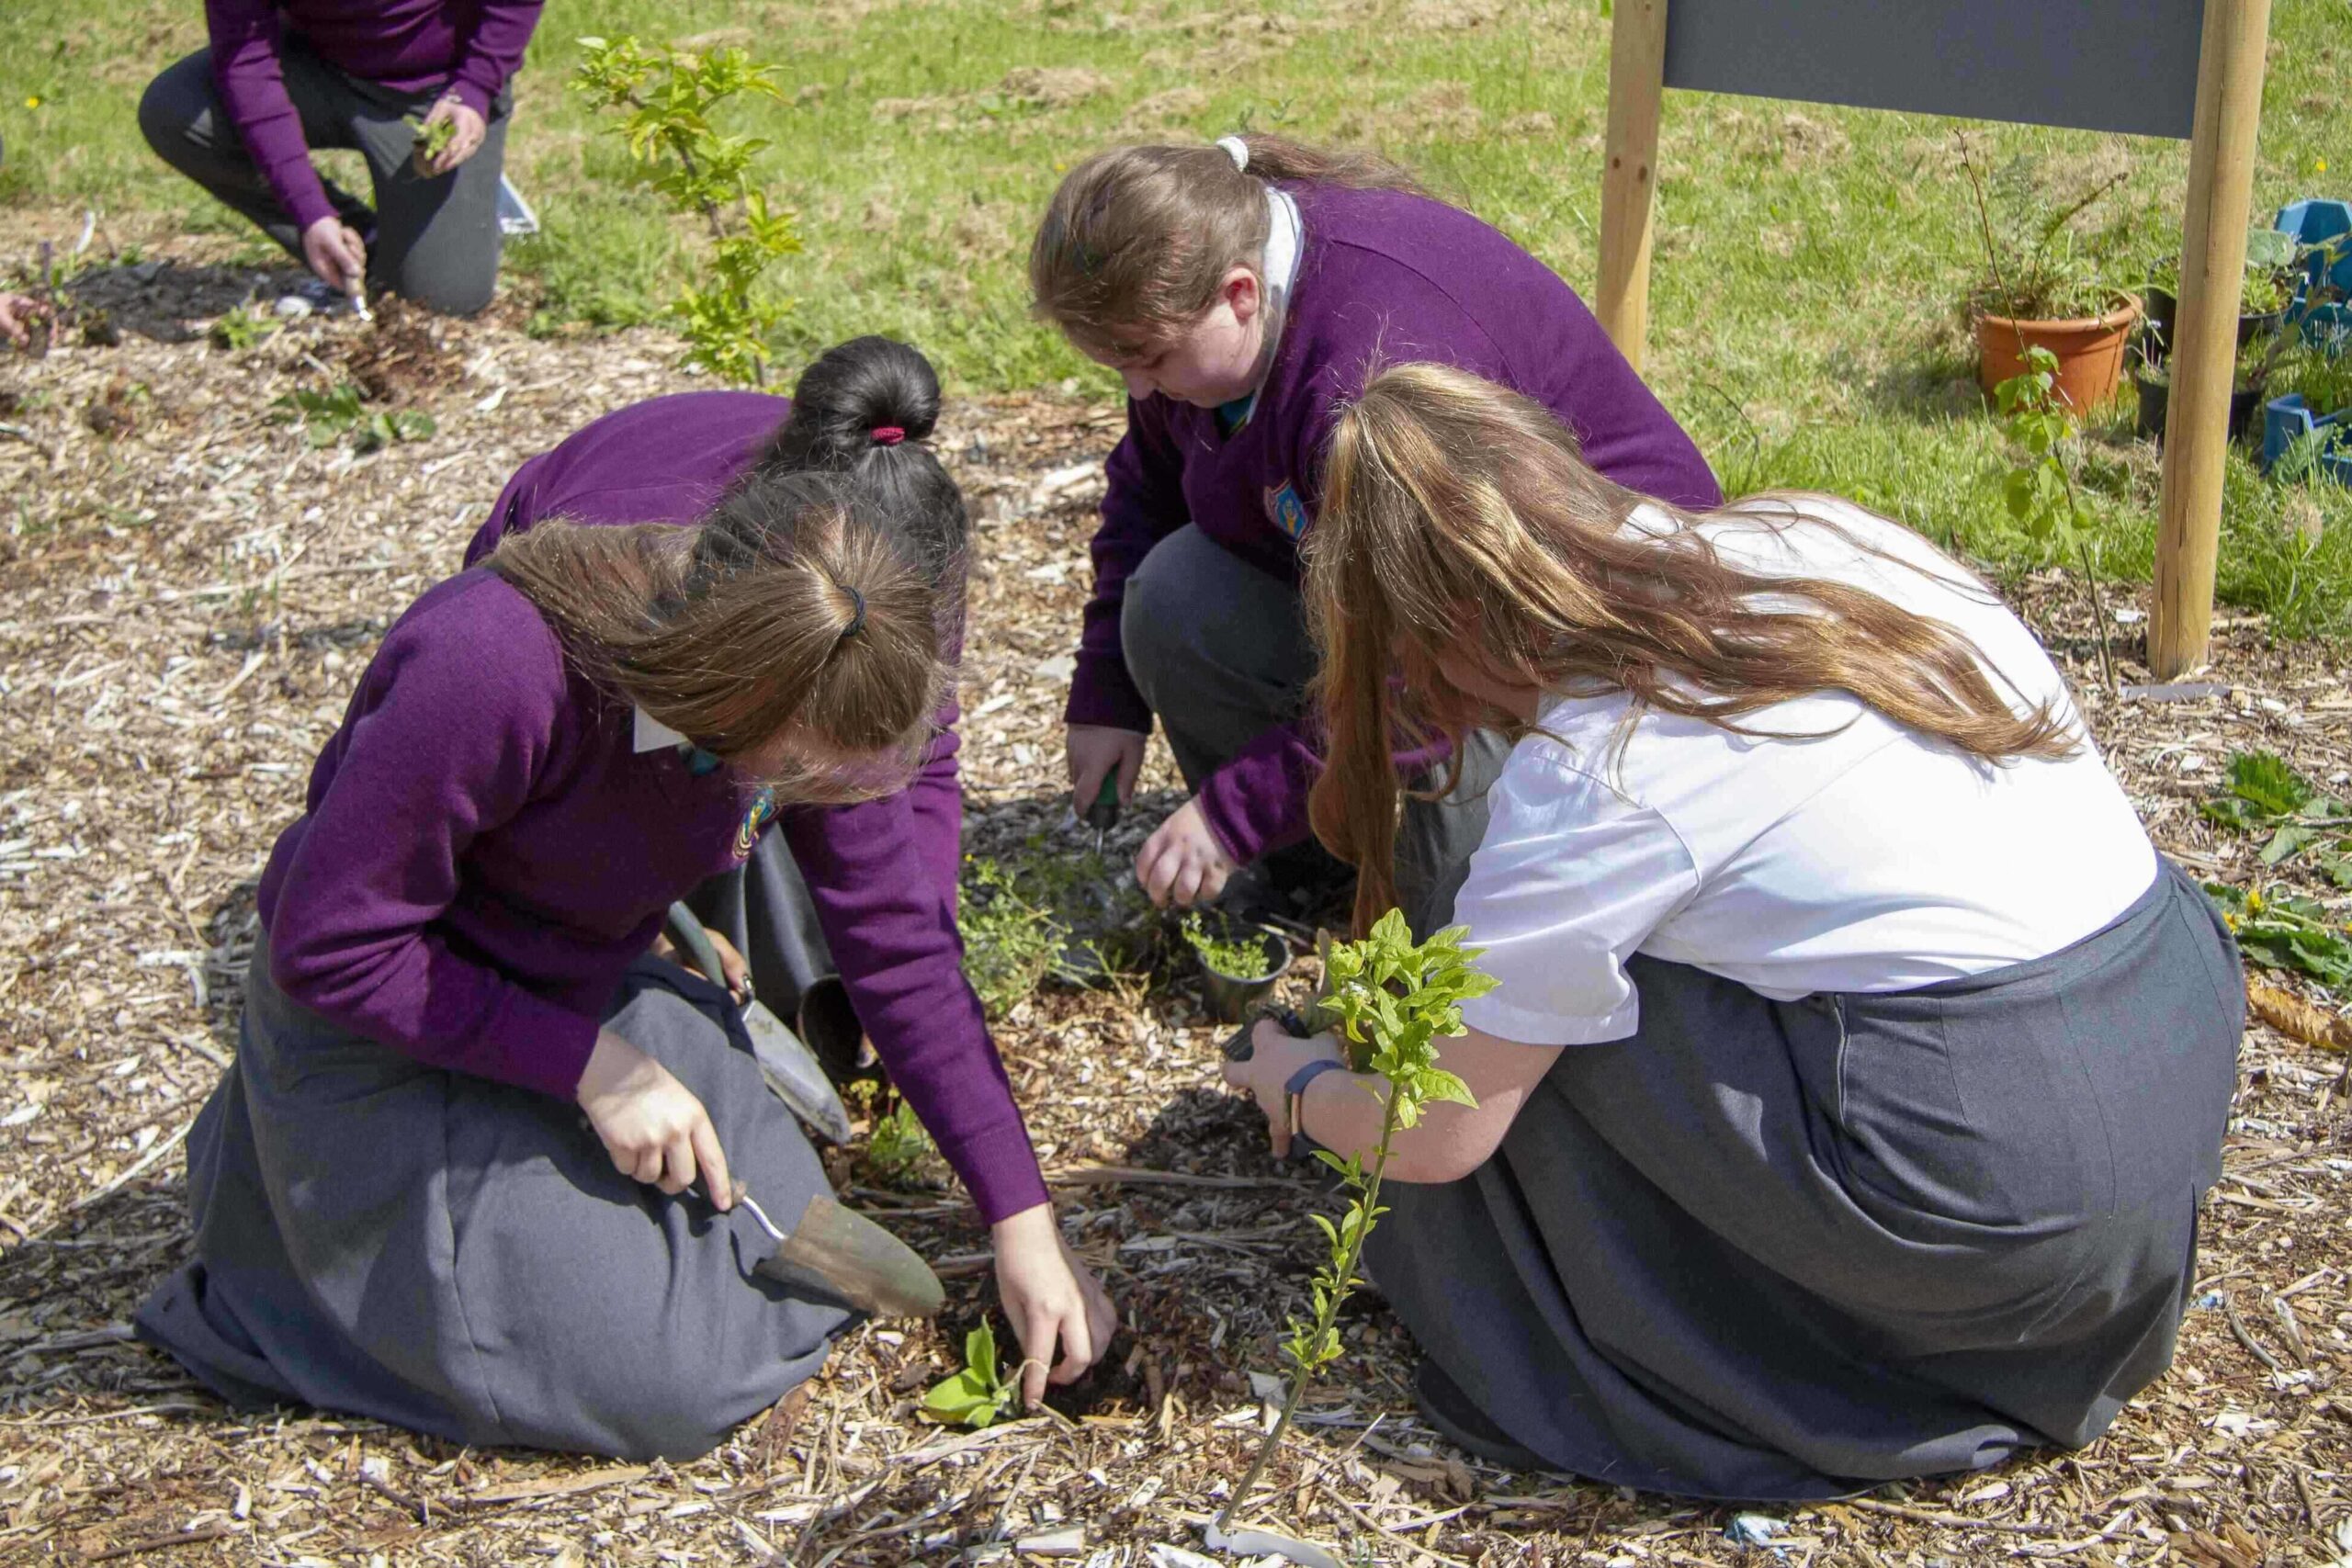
1223,362,2240,1500
139,0,542,315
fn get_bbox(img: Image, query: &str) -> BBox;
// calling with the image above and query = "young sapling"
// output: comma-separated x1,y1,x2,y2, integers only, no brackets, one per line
1215,911,1497,1536
571,36,802,386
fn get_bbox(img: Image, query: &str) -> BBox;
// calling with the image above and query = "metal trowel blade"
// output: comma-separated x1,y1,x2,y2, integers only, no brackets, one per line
753,1190,945,1319
741,999,854,1146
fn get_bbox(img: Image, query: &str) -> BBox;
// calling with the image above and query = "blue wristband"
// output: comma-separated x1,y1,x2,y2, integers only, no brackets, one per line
1283,1056,1349,1143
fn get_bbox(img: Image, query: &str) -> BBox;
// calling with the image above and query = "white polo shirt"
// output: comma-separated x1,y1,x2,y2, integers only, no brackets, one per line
1454,499,2157,1048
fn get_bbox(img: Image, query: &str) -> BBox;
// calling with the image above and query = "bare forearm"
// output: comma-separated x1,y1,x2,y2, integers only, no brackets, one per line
1298,1071,1495,1185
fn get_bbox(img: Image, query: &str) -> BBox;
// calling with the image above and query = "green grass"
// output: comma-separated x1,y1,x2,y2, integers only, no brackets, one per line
7,0,2352,631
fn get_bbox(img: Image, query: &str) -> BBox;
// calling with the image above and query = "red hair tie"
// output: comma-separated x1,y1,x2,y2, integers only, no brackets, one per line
870,426,906,446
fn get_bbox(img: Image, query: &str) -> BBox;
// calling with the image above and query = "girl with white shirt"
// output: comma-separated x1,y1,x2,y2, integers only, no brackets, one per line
1221,363,2241,1499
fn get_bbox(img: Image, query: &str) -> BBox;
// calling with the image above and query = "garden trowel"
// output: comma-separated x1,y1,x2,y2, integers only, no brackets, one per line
729,1185,945,1320
667,904,854,1146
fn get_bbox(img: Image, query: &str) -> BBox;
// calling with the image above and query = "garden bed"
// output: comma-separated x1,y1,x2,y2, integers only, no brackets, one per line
2,231,2349,1567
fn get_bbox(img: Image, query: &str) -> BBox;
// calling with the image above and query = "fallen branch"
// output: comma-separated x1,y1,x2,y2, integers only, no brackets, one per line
85,1521,237,1562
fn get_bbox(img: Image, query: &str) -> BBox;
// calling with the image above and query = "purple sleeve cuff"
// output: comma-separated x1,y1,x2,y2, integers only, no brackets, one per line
1194,721,1320,866
446,77,492,118
1194,713,1460,869
1064,650,1154,735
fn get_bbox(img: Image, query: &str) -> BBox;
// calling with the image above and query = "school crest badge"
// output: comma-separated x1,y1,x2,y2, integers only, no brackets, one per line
1263,480,1309,540
735,785,777,861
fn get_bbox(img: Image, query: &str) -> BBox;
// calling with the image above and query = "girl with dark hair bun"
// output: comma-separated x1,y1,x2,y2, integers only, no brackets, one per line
1030,134,1720,932
454,334,1114,1425
137,340,1113,1462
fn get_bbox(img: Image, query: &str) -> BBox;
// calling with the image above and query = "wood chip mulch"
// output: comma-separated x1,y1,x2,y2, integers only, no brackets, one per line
3,226,2348,1567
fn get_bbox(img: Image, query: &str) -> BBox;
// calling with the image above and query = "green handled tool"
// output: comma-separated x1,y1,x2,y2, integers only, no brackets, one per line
1083,772,1121,852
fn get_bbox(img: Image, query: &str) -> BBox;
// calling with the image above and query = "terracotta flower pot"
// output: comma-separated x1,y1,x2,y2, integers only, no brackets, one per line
1975,295,2143,412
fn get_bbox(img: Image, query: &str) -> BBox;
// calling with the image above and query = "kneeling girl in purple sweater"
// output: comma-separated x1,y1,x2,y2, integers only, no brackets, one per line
136,345,1112,1461
1030,134,1720,931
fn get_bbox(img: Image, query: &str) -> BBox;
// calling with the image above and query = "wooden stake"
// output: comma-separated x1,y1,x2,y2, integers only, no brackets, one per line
2151,0,2272,678
1597,0,1668,369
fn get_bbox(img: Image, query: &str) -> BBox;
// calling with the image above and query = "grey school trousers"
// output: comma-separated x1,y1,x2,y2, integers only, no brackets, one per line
1119,524,1507,934
139,43,511,316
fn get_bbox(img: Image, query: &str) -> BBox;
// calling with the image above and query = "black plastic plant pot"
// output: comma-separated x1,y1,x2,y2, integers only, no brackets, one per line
1197,929,1294,1024
2142,287,2285,357
2134,373,2264,446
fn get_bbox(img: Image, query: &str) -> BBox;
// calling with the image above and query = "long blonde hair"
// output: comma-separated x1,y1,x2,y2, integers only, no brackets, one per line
1306,363,2078,934
1030,134,1422,361
489,469,941,796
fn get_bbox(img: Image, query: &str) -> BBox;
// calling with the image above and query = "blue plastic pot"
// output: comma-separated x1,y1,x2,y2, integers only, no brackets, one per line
2261,393,2352,483
2278,198,2352,347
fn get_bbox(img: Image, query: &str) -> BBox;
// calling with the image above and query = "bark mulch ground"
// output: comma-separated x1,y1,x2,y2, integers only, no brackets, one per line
3,230,2348,1567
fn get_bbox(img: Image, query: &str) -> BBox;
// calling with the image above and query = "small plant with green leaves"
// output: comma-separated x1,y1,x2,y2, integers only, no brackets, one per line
1182,911,1281,979
959,854,1070,1019
274,382,435,453
209,303,277,352
2202,750,2352,887
867,1099,935,1183
2202,881,2352,991
922,1319,1020,1429
1216,910,1497,1535
1993,345,2119,692
1959,151,2132,322
406,111,458,172
572,35,802,386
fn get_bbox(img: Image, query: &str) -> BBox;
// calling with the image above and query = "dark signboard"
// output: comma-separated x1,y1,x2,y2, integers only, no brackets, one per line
1661,0,2203,140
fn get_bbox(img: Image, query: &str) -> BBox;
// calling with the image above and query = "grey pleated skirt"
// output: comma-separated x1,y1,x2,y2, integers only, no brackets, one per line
136,946,853,1461
1367,859,2242,1500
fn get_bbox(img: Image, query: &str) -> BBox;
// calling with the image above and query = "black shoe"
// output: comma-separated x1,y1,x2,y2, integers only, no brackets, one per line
1413,1358,1548,1470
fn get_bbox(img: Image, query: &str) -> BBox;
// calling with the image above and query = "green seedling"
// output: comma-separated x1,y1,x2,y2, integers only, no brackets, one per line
572,35,801,386
209,304,277,352
274,382,436,453
866,1098,934,1184
2202,750,2352,887
1182,911,1280,980
1217,910,1497,1534
407,112,458,171
922,1319,1019,1429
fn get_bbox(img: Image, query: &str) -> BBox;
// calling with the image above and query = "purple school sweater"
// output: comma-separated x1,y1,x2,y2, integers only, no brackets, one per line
461,391,1046,1224
206,0,546,233
1068,183,1722,865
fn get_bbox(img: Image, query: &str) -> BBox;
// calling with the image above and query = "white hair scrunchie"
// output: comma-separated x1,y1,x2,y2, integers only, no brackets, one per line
1216,134,1250,173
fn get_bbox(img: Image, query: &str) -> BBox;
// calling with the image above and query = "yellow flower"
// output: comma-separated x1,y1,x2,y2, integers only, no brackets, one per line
24,96,40,109
2318,157,2330,174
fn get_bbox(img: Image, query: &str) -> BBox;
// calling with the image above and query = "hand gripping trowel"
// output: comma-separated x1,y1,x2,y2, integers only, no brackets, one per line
665,906,944,1319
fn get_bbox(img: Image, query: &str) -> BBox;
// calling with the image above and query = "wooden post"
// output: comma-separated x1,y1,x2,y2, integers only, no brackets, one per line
1597,0,1668,369
2151,0,2271,678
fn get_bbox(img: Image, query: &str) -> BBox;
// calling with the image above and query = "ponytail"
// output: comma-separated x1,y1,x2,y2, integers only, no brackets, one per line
754,334,968,647
1030,136,1421,359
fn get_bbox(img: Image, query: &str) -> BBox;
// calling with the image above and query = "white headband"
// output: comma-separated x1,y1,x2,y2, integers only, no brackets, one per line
1216,134,1250,173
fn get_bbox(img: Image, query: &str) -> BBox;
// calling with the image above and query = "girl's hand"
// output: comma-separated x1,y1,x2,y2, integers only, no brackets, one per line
300,217,368,294
0,292,48,350
1136,796,1236,908
649,925,752,1004
990,1203,1117,1408
419,94,487,175
1221,1021,1348,1160
1067,725,1147,820
576,1030,734,1207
